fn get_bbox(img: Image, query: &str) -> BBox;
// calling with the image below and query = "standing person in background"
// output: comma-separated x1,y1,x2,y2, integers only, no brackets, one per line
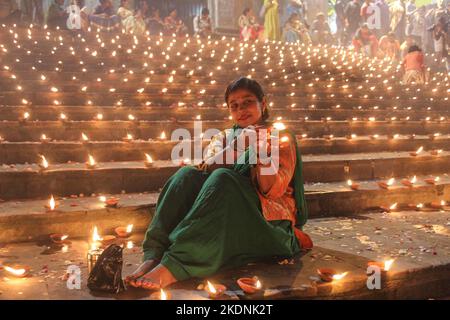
22,0,44,26
344,0,362,44
239,7,263,41
193,7,213,38
360,0,373,23
310,12,332,45
47,0,68,30
375,0,390,35
263,0,281,41
390,0,406,43
405,0,417,38
285,0,307,26
409,6,426,46
335,0,349,46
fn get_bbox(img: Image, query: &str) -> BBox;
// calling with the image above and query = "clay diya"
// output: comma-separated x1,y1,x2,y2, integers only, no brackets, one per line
410,146,423,156
237,277,262,294
105,197,119,208
378,178,395,190
425,177,440,185
114,224,133,238
49,233,69,244
144,153,154,168
347,180,360,191
430,149,443,156
317,268,348,282
3,265,31,278
205,281,227,299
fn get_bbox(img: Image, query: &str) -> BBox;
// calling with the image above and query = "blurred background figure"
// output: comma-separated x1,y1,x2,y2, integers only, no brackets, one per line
310,12,332,45
193,7,213,37
238,7,263,41
263,0,281,41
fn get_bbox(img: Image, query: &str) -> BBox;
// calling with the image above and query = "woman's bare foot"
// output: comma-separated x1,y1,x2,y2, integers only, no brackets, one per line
125,259,159,288
135,264,177,290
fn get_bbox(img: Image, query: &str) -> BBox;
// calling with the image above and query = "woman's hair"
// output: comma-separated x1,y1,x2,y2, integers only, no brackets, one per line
408,45,422,53
224,77,270,121
120,0,127,6
243,7,251,16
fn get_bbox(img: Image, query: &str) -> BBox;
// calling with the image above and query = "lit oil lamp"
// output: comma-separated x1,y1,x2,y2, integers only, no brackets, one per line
237,276,263,294
425,176,440,185
86,154,97,169
205,280,227,299
115,224,133,238
20,111,30,122
378,178,395,189
95,113,103,121
144,153,154,168
0,136,4,143
430,200,446,210
159,131,167,140
45,195,57,211
81,133,89,144
381,203,398,213
3,265,31,278
87,227,104,273
122,133,134,143
410,146,423,157
430,149,443,156
99,196,119,208
40,134,51,143
59,113,67,122
347,179,360,191
49,233,69,244
401,176,417,187
317,268,348,282
429,133,440,140
367,259,395,272
39,155,49,170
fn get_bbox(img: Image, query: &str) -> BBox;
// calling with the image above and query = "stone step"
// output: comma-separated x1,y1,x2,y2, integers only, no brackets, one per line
0,178,449,243
0,106,448,122
0,211,449,299
0,152,448,199
0,120,449,142
1,135,449,164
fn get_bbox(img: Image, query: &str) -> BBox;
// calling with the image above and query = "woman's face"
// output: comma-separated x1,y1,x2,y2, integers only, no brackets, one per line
227,89,266,128
170,10,177,18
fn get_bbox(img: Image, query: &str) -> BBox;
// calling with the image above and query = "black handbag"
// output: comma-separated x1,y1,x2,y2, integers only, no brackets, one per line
87,244,126,293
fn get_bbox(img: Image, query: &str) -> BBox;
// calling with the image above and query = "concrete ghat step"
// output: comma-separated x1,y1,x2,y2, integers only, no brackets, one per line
0,152,449,199
0,212,449,300
1,136,449,163
0,177,449,243
0,106,449,122
1,120,449,142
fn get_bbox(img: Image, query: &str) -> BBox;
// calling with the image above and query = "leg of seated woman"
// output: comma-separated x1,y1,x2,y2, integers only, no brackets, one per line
142,166,209,262
127,166,208,286
137,168,300,289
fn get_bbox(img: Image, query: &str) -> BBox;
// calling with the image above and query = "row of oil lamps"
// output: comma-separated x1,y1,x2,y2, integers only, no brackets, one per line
6,111,450,125
0,218,397,299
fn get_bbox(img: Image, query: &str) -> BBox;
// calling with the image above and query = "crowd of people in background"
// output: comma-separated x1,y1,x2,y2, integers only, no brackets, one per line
0,0,448,79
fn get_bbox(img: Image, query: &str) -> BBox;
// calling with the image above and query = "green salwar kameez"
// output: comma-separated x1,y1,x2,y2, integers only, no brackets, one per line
143,165,301,281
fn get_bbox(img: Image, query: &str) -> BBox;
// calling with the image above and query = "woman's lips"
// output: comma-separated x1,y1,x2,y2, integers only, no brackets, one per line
239,115,251,121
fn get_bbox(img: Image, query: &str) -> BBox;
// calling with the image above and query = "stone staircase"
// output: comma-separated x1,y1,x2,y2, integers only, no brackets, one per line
0,26,449,299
